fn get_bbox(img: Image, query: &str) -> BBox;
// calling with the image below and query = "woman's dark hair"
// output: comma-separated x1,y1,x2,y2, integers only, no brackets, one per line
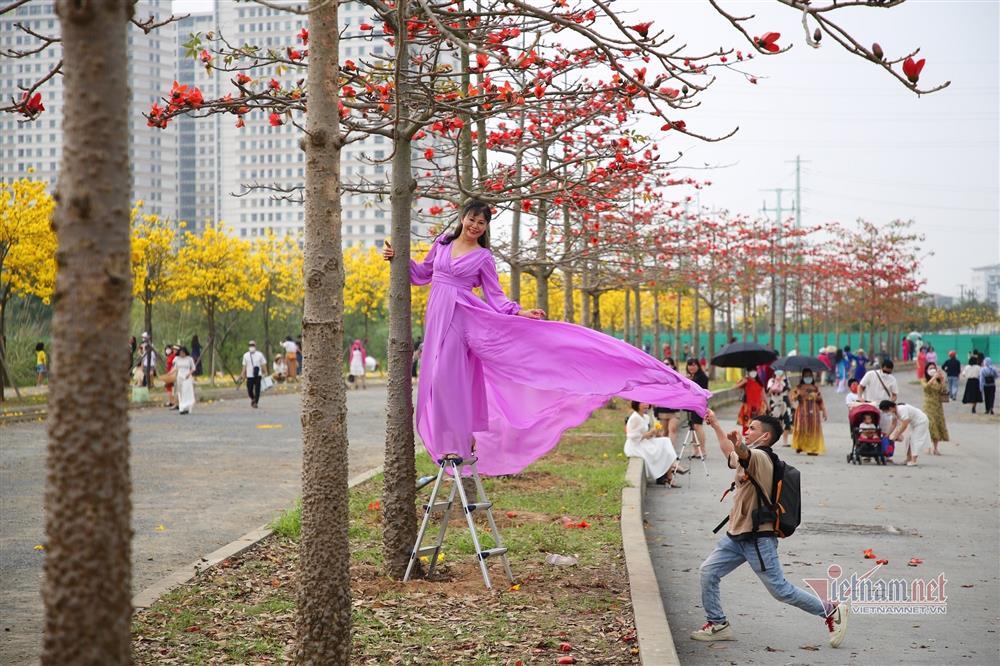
923,363,937,381
191,335,200,346
664,357,677,369
630,400,642,412
835,348,844,363
35,342,45,351
798,368,814,384
879,400,896,411
178,346,189,356
440,199,492,248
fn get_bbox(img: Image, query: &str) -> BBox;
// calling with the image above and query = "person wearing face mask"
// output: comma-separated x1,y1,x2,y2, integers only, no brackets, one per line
240,340,267,409
921,362,950,455
766,369,793,447
790,369,827,455
691,411,848,647
735,368,766,436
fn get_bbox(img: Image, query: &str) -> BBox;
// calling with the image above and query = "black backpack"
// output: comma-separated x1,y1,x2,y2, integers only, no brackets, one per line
713,447,801,571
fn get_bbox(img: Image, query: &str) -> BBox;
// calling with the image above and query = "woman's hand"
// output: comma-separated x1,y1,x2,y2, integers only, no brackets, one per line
517,308,546,320
382,240,394,261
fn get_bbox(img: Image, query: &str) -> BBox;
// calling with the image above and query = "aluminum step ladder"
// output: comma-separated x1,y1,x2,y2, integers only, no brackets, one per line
403,453,513,589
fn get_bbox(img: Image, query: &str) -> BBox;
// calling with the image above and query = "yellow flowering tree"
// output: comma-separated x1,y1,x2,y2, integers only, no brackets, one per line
344,245,389,339
0,173,56,397
410,242,431,331
169,223,261,382
252,230,304,358
130,202,177,342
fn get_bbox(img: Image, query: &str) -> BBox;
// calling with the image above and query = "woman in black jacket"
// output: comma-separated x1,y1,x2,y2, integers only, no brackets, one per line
685,358,710,460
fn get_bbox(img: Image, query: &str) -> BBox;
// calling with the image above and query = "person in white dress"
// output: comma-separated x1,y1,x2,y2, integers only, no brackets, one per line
172,347,197,414
348,339,366,389
624,401,680,486
880,400,931,467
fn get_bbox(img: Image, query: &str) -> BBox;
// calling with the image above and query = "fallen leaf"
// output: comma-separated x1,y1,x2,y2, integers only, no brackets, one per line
509,584,521,591
961,584,974,588
33,544,45,551
155,525,167,532
255,424,283,429
800,644,820,651
559,642,572,652
765,646,784,652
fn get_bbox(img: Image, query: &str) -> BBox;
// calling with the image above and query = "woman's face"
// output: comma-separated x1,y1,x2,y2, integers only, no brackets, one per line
686,361,698,375
637,402,649,413
461,211,488,241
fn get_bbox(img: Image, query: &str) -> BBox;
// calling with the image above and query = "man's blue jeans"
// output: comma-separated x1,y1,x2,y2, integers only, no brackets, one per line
948,376,959,400
699,533,827,624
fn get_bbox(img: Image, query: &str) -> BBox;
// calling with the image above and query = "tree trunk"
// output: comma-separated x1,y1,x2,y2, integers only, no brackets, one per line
534,148,549,315
296,0,351,661
693,283,701,362
262,292,271,361
653,284,661,358
382,13,418,580
561,205,573,323
207,305,216,386
707,301,717,379
725,300,733,342
44,2,132,662
592,292,601,330
580,263,591,328
144,294,153,342
673,291,682,354
623,286,631,342
633,285,642,349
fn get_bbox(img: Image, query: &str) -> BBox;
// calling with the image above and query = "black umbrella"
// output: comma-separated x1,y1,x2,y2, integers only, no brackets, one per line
773,355,828,373
711,341,778,368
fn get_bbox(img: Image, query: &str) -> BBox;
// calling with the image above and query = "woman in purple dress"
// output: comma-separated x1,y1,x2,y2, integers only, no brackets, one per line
383,200,710,476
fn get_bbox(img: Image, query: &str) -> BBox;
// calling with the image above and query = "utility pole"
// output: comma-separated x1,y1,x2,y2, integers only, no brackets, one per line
761,188,791,353
785,155,810,351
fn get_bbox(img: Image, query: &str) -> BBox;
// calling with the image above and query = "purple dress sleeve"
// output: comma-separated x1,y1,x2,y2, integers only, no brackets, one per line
409,239,439,286
478,252,521,315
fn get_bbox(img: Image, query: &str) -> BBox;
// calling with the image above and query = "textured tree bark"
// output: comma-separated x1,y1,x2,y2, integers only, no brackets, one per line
652,284,661,357
633,285,642,349
561,206,573,323
44,2,133,663
382,0,418,580
295,0,351,662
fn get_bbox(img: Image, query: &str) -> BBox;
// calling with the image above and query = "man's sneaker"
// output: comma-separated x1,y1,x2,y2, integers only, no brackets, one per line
825,602,848,648
690,621,734,642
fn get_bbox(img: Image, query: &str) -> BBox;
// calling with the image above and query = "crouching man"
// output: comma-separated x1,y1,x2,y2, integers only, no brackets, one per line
690,410,848,648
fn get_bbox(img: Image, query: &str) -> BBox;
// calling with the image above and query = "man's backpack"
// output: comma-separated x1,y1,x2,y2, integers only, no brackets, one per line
713,447,801,571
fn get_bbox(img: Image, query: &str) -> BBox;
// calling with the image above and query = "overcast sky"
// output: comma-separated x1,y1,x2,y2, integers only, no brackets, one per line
174,0,999,298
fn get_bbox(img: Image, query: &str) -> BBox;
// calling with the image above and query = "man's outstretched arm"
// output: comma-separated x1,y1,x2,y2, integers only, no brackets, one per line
704,409,749,461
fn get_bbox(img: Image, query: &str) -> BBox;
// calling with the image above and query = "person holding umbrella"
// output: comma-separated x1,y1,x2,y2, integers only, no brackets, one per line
790,368,827,455
735,369,766,435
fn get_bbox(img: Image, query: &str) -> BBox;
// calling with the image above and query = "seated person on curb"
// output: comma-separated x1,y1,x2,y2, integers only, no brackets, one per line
272,355,289,383
691,410,848,648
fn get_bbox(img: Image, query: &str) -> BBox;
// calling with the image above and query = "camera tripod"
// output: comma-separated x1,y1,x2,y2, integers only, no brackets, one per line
675,424,710,486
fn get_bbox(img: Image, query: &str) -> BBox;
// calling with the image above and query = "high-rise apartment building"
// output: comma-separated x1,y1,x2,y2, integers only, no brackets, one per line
0,0,178,219
175,12,220,232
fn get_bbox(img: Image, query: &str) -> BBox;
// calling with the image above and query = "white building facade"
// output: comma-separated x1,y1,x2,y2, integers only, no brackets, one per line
0,0,178,219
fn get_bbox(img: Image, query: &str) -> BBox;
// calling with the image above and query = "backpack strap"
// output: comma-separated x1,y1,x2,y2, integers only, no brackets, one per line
743,448,781,572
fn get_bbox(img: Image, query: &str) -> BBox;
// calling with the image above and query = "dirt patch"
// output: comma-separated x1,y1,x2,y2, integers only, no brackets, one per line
133,535,639,665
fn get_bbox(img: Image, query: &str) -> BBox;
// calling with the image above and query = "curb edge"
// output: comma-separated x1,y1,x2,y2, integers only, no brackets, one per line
132,463,385,610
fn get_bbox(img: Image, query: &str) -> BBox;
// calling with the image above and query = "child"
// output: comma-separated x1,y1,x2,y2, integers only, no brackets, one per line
857,412,880,443
35,342,47,386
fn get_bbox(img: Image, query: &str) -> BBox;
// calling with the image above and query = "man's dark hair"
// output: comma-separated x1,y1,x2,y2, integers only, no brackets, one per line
881,359,894,370
752,414,783,445
879,400,897,411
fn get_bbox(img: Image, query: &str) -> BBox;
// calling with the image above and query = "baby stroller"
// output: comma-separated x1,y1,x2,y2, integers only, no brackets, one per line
847,403,888,465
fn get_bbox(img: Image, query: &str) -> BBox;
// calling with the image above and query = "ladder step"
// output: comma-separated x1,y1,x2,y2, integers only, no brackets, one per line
439,454,478,467
413,546,440,559
423,501,453,512
478,547,508,560
464,501,493,513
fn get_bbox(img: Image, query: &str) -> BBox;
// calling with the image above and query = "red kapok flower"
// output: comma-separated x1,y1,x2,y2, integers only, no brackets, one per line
476,52,489,69
902,57,925,84
628,22,653,38
424,147,435,160
429,205,444,215
298,27,309,45
269,78,281,91
235,72,252,85
755,31,781,53
199,49,213,64
287,47,302,61
269,112,283,127
359,22,374,31
21,92,44,117
185,87,204,108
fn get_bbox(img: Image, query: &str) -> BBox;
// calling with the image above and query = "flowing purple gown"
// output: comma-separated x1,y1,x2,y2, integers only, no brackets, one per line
411,238,711,476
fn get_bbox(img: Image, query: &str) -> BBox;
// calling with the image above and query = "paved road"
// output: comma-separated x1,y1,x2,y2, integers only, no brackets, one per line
1,385,390,665
647,379,1000,665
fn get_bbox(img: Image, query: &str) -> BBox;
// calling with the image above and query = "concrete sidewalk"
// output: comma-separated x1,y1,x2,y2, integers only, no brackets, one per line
645,380,1000,665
